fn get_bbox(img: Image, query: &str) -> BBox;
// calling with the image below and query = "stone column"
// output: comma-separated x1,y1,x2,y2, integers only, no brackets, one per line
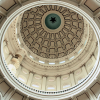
42,76,46,91
15,66,22,78
56,77,60,91
91,55,96,63
70,72,75,86
3,41,9,59
26,73,33,87
82,66,88,77
6,54,12,64
3,46,9,59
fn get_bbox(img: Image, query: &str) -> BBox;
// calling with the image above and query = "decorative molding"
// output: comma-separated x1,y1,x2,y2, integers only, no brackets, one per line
0,0,16,11
90,82,100,98
20,5,84,59
84,0,100,12
0,0,100,99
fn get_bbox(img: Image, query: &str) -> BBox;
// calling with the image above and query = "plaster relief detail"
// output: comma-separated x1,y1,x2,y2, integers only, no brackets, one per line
20,5,84,59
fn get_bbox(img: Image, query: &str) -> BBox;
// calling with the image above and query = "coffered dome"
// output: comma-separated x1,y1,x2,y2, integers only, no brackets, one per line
20,5,84,59
0,0,100,100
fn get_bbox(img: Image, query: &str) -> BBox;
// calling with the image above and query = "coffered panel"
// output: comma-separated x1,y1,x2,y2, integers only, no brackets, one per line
84,0,100,12
77,93,90,100
0,81,11,97
0,0,16,11
90,82,100,98
10,92,24,100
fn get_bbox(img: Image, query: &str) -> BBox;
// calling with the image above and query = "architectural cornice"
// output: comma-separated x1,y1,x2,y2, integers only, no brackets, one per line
0,0,100,100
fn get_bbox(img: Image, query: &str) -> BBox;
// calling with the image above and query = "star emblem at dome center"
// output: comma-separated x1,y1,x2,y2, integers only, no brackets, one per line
50,17,56,23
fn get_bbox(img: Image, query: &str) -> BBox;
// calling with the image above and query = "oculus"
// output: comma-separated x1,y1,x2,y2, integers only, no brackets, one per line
45,13,61,29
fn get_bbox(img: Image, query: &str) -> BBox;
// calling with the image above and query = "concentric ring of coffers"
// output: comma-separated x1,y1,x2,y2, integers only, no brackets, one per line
3,4,98,90
20,5,84,59
16,5,95,72
4,4,97,77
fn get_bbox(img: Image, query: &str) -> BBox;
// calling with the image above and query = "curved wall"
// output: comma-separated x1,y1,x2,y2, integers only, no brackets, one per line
3,14,98,92
0,0,100,100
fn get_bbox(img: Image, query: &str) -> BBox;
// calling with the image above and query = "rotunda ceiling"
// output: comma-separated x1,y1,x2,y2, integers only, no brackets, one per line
1,0,99,98
20,5,84,59
3,3,96,76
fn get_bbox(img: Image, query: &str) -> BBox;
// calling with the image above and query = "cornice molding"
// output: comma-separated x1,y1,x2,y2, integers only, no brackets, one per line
0,0,100,99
